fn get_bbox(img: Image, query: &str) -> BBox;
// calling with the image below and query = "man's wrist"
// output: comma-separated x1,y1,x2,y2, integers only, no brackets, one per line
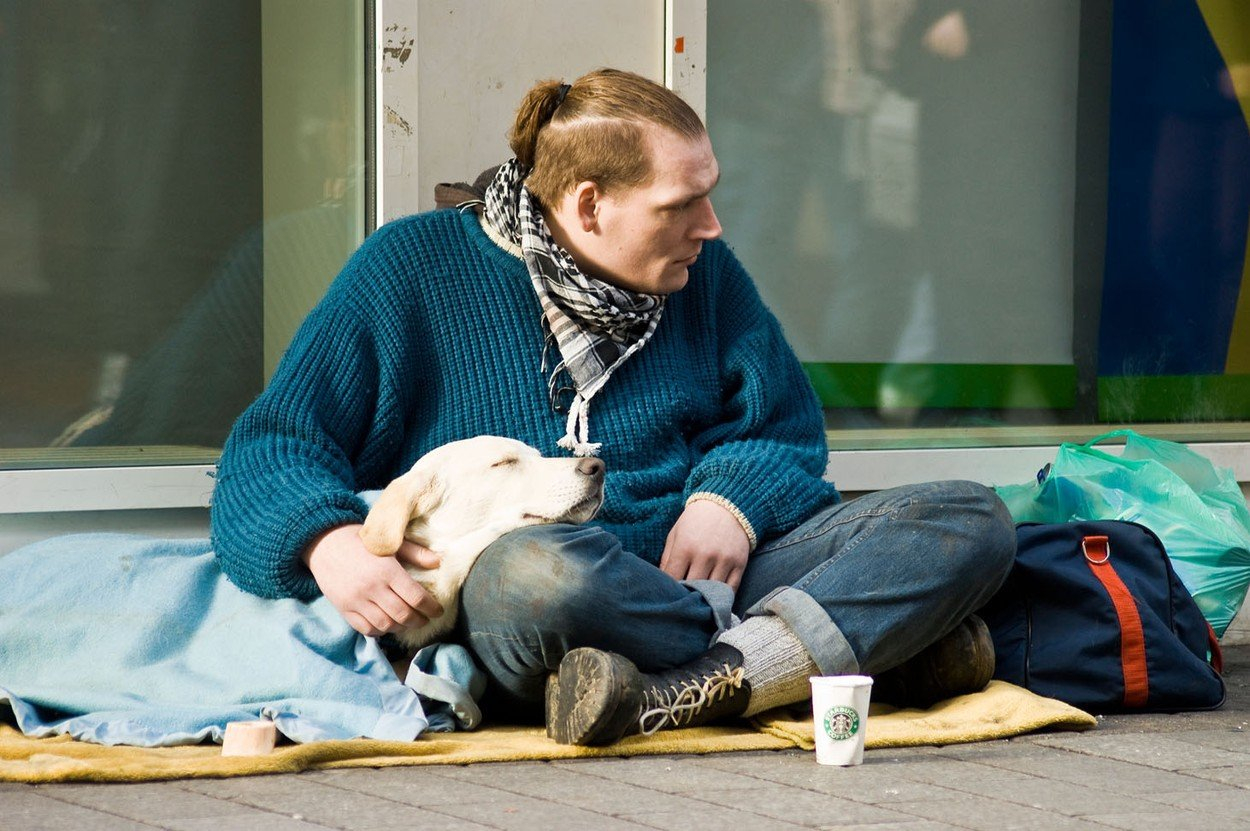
686,492,757,551
303,522,362,568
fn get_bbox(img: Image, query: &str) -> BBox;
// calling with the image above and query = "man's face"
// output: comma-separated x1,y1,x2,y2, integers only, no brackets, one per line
579,128,722,295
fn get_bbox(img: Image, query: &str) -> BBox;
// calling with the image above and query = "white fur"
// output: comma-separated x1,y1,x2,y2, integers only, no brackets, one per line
358,436,605,649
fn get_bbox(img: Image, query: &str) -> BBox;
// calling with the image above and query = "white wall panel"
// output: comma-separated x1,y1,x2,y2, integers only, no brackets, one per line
381,0,664,220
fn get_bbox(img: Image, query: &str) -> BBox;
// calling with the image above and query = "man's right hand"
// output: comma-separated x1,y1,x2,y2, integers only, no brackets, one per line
302,524,444,638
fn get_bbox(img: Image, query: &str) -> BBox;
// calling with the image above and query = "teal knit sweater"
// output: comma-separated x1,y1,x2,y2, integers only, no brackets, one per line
210,209,840,600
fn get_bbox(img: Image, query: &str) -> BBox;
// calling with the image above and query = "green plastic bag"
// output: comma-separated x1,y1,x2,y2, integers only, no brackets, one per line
995,429,1250,637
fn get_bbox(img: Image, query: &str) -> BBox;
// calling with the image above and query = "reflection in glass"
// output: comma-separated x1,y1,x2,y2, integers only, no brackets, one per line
0,1,366,468
707,0,1250,444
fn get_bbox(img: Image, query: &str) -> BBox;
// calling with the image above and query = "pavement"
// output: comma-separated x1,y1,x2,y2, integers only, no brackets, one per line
4,646,1249,831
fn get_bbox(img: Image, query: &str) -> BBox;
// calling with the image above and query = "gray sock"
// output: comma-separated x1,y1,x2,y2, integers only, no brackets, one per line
716,615,819,716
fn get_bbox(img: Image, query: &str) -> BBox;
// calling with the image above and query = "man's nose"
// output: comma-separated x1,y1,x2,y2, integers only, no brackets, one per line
694,197,722,241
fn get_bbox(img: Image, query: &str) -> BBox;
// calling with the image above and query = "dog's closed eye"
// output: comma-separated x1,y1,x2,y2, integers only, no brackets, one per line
490,457,519,468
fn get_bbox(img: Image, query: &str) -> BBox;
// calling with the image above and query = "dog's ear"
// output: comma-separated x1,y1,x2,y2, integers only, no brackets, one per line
358,468,442,557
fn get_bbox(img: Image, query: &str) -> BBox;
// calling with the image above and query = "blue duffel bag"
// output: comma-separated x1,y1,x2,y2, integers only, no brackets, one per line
978,520,1225,713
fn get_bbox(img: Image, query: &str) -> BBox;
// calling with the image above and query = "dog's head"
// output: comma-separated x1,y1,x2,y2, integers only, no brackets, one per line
358,436,605,556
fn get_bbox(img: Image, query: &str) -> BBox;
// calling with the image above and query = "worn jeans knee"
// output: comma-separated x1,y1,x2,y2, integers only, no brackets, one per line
738,479,1016,675
457,523,718,710
939,479,1017,599
457,481,1016,710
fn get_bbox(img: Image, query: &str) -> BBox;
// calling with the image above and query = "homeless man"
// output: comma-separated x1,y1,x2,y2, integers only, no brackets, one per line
211,68,1016,745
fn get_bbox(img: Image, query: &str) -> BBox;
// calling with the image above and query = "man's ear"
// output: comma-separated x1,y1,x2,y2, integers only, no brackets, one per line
358,468,442,557
572,181,601,232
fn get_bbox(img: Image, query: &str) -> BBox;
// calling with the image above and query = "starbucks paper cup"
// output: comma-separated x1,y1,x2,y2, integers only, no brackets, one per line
809,675,872,766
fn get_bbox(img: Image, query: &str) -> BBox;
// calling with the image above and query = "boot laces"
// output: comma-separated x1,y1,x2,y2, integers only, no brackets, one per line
638,663,745,735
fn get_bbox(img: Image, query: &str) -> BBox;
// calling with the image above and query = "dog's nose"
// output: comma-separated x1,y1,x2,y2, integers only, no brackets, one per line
577,457,605,477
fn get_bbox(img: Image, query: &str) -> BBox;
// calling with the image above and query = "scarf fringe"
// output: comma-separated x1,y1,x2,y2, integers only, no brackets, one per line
556,394,602,457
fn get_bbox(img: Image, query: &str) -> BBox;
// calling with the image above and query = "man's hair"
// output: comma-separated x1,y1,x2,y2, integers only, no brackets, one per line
509,68,706,208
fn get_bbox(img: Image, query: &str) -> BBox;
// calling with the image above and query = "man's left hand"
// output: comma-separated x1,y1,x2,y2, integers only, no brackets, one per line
660,500,750,591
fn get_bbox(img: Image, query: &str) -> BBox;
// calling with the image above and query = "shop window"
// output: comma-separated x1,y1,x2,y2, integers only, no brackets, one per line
0,0,368,472
707,0,1250,449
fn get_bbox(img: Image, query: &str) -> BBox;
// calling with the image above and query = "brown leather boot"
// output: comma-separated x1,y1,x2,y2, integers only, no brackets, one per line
872,615,996,709
546,643,750,745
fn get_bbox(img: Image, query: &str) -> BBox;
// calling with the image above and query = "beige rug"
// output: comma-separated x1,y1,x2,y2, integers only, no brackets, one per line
0,681,1095,784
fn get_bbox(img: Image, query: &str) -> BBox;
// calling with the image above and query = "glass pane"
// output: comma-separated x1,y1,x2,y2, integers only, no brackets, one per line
0,0,367,470
707,0,1250,449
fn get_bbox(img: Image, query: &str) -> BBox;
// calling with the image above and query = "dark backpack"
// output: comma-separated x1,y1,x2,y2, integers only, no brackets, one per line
978,520,1225,713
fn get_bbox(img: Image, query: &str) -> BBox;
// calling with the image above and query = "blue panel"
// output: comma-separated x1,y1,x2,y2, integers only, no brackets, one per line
1100,0,1250,376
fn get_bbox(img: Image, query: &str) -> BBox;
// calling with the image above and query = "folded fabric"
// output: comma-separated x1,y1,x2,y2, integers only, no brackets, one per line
0,534,428,746
0,532,1098,781
753,680,1097,749
0,681,1096,784
404,643,487,731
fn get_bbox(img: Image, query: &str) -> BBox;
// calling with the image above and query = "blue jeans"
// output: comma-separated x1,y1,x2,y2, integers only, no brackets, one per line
457,480,1015,714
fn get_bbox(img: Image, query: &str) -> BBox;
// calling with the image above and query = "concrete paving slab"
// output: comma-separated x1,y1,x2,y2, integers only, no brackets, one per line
346,822,499,831
176,775,466,830
346,820,501,831
917,775,1149,818
423,759,720,814
430,791,655,830
876,756,1038,787
32,782,256,824
548,754,770,793
694,752,969,804
927,738,1069,761
162,815,337,831
1080,808,1231,831
1136,787,1250,820
4,789,160,830
3,644,1246,831
883,796,1114,830
1169,726,1250,753
935,745,1239,794
303,766,528,806
1093,709,1250,733
619,801,813,831
1033,732,1250,771
1174,763,1250,788
813,823,965,831
708,783,918,826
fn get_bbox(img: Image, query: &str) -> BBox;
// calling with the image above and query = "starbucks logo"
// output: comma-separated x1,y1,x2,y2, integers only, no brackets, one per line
822,706,860,741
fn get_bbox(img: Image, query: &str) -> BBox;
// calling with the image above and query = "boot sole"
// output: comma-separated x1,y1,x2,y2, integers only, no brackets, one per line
546,648,636,746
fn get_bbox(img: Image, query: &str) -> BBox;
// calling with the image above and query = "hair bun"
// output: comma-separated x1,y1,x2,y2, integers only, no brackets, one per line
508,80,570,168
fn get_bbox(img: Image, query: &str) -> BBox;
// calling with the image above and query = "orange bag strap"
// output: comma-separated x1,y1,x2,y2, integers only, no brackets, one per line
1207,623,1224,674
1082,535,1150,708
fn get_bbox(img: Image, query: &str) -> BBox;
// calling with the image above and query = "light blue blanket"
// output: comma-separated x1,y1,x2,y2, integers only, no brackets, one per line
0,533,479,747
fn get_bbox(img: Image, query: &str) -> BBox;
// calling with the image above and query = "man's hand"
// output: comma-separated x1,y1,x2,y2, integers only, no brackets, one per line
660,500,750,591
303,524,444,637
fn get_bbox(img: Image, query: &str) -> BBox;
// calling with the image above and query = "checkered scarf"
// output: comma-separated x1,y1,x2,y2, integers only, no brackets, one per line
482,159,666,456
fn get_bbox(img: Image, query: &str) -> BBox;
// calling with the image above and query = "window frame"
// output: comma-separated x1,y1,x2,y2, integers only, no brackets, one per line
4,0,1247,515
1,1,380,516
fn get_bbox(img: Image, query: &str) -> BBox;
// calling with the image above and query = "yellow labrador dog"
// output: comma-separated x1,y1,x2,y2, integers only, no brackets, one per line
359,436,605,649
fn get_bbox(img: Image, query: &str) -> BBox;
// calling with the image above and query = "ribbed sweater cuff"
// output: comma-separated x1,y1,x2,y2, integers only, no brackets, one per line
270,494,370,600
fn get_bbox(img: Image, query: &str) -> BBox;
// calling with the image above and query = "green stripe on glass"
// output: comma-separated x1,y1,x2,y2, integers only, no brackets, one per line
803,363,1078,410
1098,375,1250,421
